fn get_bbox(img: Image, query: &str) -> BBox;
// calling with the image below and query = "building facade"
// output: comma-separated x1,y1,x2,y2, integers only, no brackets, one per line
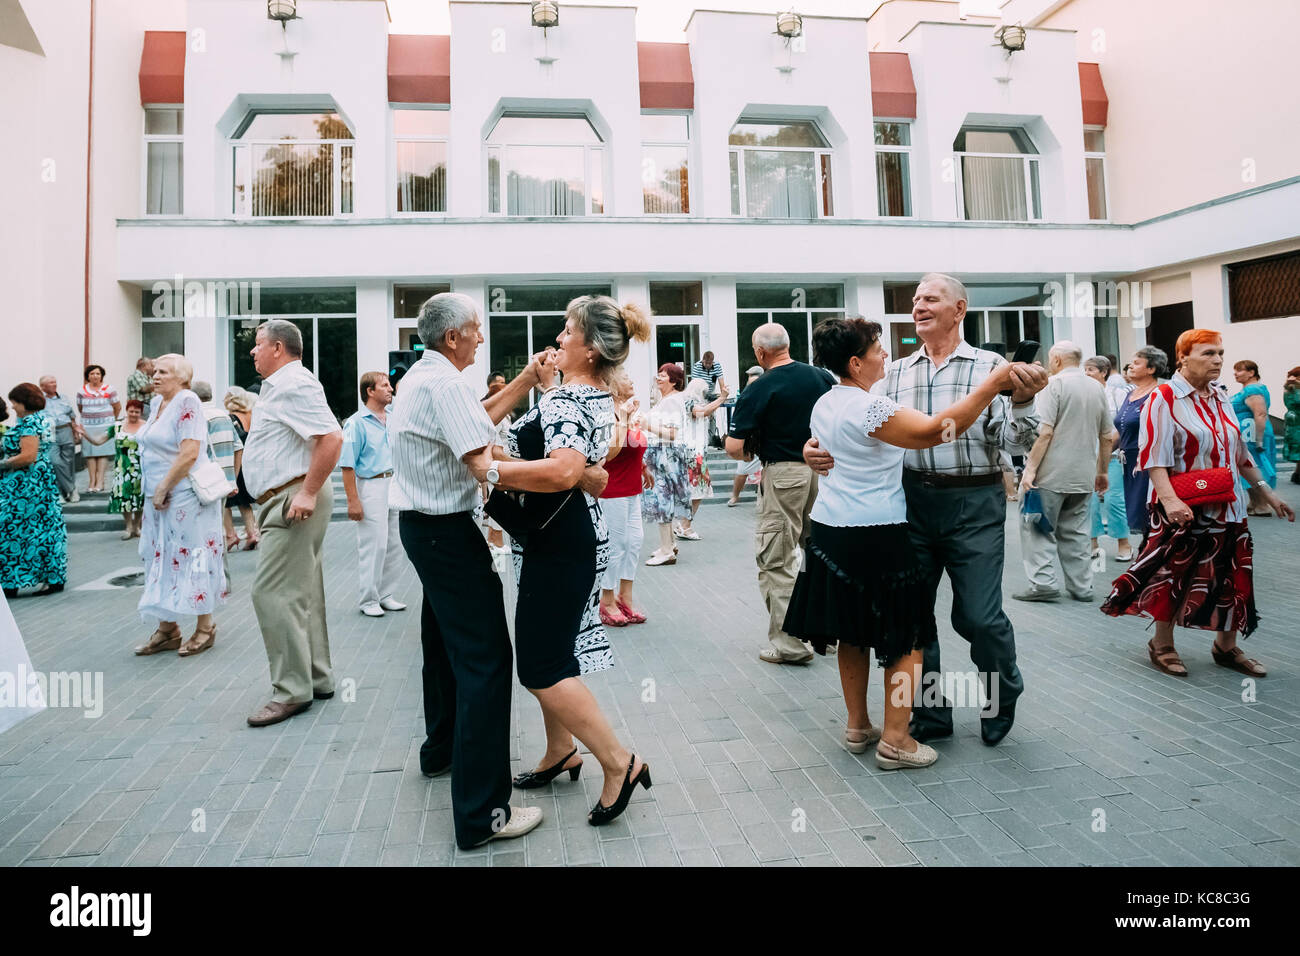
4,0,1298,419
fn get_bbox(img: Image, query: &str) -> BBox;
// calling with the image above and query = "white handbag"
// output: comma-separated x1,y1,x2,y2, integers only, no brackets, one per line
188,432,237,505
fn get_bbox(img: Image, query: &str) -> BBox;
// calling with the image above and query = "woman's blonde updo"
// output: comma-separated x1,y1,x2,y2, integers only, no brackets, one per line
566,295,652,382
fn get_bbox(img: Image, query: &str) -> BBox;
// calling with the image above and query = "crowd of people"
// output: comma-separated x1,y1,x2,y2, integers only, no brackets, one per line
0,274,1295,854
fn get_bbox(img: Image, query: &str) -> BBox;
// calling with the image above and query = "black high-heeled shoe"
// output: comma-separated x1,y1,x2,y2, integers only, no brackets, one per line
512,747,582,789
588,755,652,826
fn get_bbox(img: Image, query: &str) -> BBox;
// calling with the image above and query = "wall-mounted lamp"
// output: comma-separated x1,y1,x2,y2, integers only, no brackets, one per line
776,11,803,39
531,2,560,29
267,0,300,28
994,24,1026,53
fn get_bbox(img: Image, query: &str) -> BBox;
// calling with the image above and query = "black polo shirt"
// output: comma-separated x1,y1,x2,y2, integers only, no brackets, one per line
728,361,834,464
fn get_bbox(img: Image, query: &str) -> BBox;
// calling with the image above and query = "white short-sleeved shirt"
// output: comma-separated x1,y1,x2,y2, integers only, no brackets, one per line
389,350,499,515
241,361,342,498
808,385,905,527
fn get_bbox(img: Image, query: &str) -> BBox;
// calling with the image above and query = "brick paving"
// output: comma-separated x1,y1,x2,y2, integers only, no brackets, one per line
2,464,1299,867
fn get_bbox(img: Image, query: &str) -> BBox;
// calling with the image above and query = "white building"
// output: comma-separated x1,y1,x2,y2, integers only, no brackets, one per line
4,0,1298,419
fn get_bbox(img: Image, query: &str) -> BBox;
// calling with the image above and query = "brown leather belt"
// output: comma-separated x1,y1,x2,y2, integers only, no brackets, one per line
360,470,393,480
255,475,307,505
903,468,1002,489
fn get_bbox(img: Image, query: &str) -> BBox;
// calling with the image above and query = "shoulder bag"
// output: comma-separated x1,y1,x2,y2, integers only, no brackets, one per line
188,426,237,505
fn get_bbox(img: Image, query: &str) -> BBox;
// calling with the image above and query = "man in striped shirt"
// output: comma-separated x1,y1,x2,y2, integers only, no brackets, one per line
806,273,1047,746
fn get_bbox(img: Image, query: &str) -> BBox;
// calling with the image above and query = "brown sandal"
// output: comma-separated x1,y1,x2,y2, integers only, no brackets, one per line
135,625,182,656
178,624,217,658
1147,638,1187,677
1212,642,1266,677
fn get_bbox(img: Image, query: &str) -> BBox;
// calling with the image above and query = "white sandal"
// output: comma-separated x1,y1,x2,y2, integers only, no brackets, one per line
874,740,938,770
645,550,676,566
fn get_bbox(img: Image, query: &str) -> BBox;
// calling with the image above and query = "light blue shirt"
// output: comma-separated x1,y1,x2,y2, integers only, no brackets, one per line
44,392,77,444
341,406,393,477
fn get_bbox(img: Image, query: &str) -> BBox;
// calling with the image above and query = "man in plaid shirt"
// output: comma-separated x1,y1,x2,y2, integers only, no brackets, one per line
806,273,1047,746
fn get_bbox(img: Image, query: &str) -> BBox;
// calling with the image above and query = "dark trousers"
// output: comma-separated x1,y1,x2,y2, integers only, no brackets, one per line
52,442,76,498
904,474,1023,731
399,510,514,849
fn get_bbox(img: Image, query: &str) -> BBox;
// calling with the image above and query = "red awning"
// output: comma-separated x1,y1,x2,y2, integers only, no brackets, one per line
388,35,451,104
1079,62,1108,126
869,51,916,119
637,42,693,110
139,31,185,104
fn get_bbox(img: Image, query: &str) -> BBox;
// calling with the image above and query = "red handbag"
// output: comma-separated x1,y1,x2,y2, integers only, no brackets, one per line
1169,467,1236,506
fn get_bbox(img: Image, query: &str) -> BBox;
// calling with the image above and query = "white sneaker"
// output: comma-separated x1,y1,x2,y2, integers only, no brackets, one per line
476,805,543,845
360,604,385,617
68,492,80,503
379,598,407,612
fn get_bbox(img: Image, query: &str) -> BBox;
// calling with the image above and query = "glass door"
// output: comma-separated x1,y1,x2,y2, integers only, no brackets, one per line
229,314,356,422
655,324,700,372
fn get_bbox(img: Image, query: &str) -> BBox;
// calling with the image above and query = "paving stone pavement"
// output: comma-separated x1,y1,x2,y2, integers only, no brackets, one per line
2,469,1299,867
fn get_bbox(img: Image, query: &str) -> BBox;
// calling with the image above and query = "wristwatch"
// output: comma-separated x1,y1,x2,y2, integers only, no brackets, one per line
1254,479,1270,489
486,464,500,491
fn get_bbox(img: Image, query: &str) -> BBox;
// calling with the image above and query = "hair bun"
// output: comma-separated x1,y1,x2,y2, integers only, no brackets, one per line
620,302,652,344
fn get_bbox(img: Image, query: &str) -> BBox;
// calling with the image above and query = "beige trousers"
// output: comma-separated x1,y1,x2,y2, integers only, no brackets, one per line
755,461,818,657
252,481,334,704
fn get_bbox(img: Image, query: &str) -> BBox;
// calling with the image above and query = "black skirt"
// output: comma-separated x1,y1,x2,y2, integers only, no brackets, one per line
783,521,937,666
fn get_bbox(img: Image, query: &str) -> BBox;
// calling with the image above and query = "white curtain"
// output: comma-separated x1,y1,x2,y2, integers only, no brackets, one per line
146,142,183,215
396,141,447,212
506,146,585,215
743,150,816,218
960,156,1026,221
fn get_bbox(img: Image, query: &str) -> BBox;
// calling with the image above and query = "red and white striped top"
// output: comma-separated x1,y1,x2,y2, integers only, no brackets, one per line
1138,372,1255,522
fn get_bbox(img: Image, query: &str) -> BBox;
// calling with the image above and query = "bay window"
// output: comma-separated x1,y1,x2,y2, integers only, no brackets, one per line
728,120,833,219
144,106,183,216
485,114,605,216
394,108,449,213
231,111,354,218
953,127,1041,222
874,121,912,217
641,113,690,214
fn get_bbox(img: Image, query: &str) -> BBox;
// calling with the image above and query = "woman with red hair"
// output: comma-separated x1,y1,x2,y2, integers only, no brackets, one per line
1102,329,1294,678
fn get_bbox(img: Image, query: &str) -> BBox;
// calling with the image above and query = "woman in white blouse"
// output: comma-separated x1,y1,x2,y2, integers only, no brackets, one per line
784,318,1019,770
640,364,691,566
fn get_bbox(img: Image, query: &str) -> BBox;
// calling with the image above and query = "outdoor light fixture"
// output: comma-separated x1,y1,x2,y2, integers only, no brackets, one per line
267,1,300,25
994,24,1027,52
531,2,559,29
776,10,803,38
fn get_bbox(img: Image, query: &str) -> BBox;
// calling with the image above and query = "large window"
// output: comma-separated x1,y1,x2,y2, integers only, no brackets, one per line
232,111,354,217
394,283,451,350
641,113,690,214
875,122,912,217
1084,128,1108,221
953,127,1041,222
960,284,1053,360
395,109,448,213
144,107,183,215
1227,250,1300,323
728,120,833,218
735,283,844,376
486,115,604,216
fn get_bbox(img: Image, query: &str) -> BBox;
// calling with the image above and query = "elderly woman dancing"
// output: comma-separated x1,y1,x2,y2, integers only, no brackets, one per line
1101,330,1294,678
133,354,228,658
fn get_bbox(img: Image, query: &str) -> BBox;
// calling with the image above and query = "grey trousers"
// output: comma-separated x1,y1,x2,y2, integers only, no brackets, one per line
1020,488,1093,596
904,474,1023,731
52,442,76,498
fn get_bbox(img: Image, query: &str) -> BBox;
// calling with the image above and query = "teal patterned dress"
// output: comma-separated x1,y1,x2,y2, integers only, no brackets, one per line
0,413,68,590
108,426,144,514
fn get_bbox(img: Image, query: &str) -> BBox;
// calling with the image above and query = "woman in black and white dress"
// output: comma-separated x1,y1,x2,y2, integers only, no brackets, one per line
471,295,656,826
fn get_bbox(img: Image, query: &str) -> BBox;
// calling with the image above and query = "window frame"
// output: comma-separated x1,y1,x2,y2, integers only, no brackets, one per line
229,110,356,220
141,104,184,218
873,119,914,219
952,126,1042,223
640,110,691,216
727,119,834,220
392,105,450,218
1083,124,1109,223
483,112,607,218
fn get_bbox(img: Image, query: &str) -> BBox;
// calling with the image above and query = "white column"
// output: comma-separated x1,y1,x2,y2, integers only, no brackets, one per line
355,280,389,381
703,277,739,386
613,276,651,400
1064,273,1097,357
847,277,884,322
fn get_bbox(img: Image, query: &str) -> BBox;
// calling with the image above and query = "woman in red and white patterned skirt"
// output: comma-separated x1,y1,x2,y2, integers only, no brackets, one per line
1101,330,1294,677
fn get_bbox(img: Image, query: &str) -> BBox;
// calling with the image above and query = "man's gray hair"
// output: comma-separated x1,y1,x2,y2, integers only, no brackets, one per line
918,272,968,305
39,374,55,385
192,380,213,402
418,292,478,349
1049,340,1084,365
753,323,790,351
259,319,303,358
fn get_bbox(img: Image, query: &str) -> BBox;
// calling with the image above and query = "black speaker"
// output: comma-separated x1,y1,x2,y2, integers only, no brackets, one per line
388,349,421,389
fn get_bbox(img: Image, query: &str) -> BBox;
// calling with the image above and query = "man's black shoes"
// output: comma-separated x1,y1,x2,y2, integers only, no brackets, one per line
980,704,1016,746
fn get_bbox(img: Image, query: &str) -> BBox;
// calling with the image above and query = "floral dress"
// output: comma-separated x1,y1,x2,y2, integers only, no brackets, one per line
136,391,227,622
1285,386,1300,464
0,413,67,590
682,398,714,501
641,392,692,523
108,426,144,514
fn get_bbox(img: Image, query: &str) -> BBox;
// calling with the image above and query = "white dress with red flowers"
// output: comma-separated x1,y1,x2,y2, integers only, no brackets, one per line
136,390,227,622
